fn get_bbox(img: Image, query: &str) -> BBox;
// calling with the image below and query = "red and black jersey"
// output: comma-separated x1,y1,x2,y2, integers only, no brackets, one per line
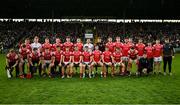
42,51,52,60
63,51,72,62
6,53,18,62
82,51,92,62
128,50,138,60
19,48,30,59
113,52,122,62
54,51,63,62
51,43,63,52
29,52,40,61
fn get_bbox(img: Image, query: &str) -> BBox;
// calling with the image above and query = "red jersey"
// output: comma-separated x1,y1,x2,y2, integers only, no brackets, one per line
145,46,154,59
136,43,145,56
51,43,63,52
19,48,30,59
102,51,112,63
127,42,134,48
114,42,123,49
106,42,115,52
42,43,52,51
72,51,82,62
74,42,83,52
82,51,92,62
63,51,72,62
121,43,131,56
113,52,122,62
30,52,40,61
92,50,102,62
26,44,32,51
6,53,18,62
42,51,52,60
63,42,74,51
54,51,62,62
153,44,163,57
128,50,138,60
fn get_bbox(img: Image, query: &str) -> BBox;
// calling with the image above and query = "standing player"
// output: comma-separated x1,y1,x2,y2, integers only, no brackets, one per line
153,39,163,74
63,36,74,52
145,42,154,74
71,46,83,78
135,39,145,59
83,39,94,52
96,37,105,52
121,38,132,72
27,48,41,78
74,38,83,52
61,47,73,78
106,37,115,53
6,49,19,78
42,38,52,51
127,47,138,75
51,38,63,53
112,47,125,75
82,46,93,78
31,36,42,51
91,45,103,77
102,46,113,77
19,44,31,78
114,37,123,50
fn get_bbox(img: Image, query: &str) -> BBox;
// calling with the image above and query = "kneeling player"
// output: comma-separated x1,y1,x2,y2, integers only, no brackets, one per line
61,47,73,78
6,49,19,78
82,46,93,78
91,46,103,77
72,46,83,78
127,47,138,75
27,48,41,78
102,47,113,77
112,47,125,75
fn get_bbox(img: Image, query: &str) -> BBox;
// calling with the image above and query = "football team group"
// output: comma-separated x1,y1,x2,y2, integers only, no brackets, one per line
6,36,175,79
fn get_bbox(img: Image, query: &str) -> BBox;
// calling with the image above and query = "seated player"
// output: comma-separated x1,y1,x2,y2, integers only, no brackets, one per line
61,47,73,78
6,49,19,78
27,48,41,78
53,46,63,77
112,47,125,75
102,46,113,77
138,53,149,76
19,44,31,78
91,45,103,77
41,48,53,77
82,46,93,78
71,46,83,78
127,47,138,75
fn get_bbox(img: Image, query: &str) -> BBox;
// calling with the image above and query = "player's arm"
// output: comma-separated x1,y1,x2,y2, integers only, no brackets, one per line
6,54,10,67
13,55,19,68
102,54,105,63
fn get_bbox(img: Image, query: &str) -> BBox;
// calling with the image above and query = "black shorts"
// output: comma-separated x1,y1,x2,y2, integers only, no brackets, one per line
74,63,80,67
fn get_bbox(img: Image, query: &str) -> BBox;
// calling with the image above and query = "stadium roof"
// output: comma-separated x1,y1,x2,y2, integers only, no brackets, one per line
1,0,180,19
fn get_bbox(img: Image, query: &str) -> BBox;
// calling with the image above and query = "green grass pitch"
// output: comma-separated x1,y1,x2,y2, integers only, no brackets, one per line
0,54,180,104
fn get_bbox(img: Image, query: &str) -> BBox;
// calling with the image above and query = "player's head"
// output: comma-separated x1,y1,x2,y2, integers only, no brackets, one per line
65,47,70,51
45,38,49,43
25,38,30,44
9,49,15,53
156,39,160,44
95,45,99,50
84,46,88,51
74,45,78,51
129,38,133,43
66,36,70,42
77,38,81,43
130,47,135,51
22,44,26,50
34,36,39,43
97,37,102,43
116,37,120,42
165,38,169,43
115,47,120,52
86,39,91,43
143,52,147,58
138,39,143,43
147,42,152,46
108,37,112,42
33,48,38,53
125,38,128,43
105,46,109,51
56,38,61,43
56,46,61,51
